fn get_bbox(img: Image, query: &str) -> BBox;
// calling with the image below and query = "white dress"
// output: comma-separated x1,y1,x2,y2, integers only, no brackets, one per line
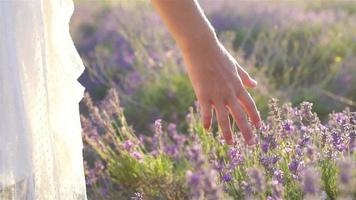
0,0,87,199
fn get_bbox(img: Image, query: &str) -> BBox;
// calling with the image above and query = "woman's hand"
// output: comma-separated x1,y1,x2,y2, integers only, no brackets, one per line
182,39,261,145
151,0,261,145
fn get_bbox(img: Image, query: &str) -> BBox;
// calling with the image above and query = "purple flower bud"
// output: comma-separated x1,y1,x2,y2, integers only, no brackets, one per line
337,159,353,185
271,156,280,165
282,120,294,133
86,169,98,186
301,167,320,195
270,180,284,200
260,156,270,168
167,123,177,135
272,169,284,184
284,147,292,153
186,144,205,168
154,119,163,134
94,160,105,173
186,170,201,186
131,151,143,160
123,140,134,151
334,113,347,125
241,181,253,197
222,173,232,182
228,147,244,169
288,160,300,174
295,146,303,157
261,142,269,153
300,102,313,118
213,161,224,173
246,167,266,193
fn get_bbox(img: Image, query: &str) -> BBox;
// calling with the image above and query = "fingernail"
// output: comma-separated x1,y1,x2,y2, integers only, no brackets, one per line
251,79,258,86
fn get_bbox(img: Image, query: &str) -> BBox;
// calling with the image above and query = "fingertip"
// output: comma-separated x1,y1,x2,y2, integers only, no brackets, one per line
243,79,258,88
255,120,262,129
226,139,234,145
251,78,258,85
223,131,234,145
226,136,234,145
249,79,258,87
246,136,257,146
203,121,211,130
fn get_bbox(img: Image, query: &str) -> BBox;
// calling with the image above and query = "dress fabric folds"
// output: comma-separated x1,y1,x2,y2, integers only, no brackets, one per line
0,0,87,199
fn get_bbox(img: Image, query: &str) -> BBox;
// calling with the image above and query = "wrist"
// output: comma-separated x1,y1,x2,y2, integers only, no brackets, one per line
175,25,219,52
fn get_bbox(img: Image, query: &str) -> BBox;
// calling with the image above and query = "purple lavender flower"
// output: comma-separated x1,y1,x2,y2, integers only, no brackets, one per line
228,147,244,169
167,123,177,135
131,151,143,160
94,160,105,172
306,145,316,160
228,147,239,160
260,156,270,168
86,169,98,186
288,159,300,174
298,135,311,147
260,155,279,170
261,142,269,153
337,159,353,185
284,147,292,153
334,113,347,125
186,143,205,168
154,119,163,134
186,168,223,200
272,169,284,184
100,177,111,198
240,181,253,198
123,140,134,151
301,167,320,195
262,135,277,150
246,167,266,193
282,119,295,134
272,156,280,165
186,170,202,186
331,131,347,152
222,172,232,182
295,146,303,157
259,122,269,132
270,180,284,200
300,102,313,118
163,145,179,159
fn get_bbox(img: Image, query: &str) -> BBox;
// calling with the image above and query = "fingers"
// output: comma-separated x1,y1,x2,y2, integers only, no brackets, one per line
238,90,261,128
227,99,255,145
215,105,233,145
237,65,257,88
200,101,212,130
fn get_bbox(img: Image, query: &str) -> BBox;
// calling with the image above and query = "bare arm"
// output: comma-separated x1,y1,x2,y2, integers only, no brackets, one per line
151,0,261,145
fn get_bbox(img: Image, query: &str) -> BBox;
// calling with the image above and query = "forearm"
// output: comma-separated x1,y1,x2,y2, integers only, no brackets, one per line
151,0,218,50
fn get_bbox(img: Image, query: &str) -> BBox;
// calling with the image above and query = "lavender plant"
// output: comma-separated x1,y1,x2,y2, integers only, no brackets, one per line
82,89,355,200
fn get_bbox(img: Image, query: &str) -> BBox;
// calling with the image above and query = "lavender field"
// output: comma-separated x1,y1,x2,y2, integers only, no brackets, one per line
71,0,356,199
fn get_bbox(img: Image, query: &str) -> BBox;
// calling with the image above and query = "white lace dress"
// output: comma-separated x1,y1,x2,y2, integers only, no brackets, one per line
0,0,87,199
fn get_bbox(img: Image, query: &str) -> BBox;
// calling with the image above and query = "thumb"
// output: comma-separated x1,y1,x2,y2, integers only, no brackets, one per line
237,66,257,88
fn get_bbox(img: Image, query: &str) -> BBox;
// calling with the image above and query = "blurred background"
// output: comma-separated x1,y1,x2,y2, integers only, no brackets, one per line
72,0,355,133
70,0,355,198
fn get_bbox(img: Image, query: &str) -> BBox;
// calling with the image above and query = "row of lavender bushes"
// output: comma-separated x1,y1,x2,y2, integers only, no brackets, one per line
70,0,356,199
81,89,355,199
